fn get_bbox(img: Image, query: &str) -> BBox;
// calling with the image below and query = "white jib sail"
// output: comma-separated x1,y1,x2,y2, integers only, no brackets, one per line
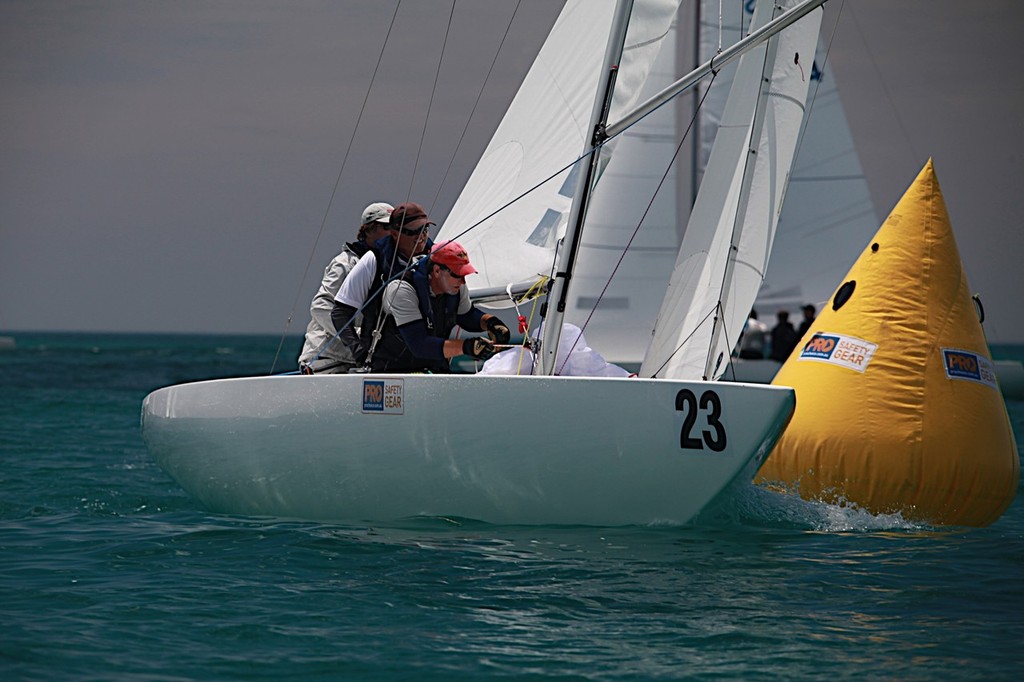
639,0,823,380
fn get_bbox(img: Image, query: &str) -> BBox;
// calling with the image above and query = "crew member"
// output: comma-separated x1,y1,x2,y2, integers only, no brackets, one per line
370,241,510,373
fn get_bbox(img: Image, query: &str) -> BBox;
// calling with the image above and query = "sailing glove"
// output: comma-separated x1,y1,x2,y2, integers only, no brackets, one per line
463,337,496,361
485,317,511,345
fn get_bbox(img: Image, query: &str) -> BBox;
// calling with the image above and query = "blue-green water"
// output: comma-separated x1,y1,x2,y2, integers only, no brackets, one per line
2,332,1023,680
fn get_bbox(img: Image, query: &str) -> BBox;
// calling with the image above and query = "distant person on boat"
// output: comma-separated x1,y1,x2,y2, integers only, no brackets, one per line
330,201,436,368
737,309,769,360
797,303,817,339
769,309,798,362
367,241,510,373
298,202,394,374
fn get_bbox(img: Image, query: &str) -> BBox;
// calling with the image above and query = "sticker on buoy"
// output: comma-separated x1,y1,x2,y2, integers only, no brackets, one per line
362,378,404,414
942,349,997,390
797,332,878,373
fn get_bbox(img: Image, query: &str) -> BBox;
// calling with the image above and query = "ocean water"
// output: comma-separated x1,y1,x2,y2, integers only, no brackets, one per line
2,332,1022,681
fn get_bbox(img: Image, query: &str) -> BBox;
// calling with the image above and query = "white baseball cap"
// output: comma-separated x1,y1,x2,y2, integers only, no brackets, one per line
361,202,394,225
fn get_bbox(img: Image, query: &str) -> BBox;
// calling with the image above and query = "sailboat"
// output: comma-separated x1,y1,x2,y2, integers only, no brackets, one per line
141,0,826,526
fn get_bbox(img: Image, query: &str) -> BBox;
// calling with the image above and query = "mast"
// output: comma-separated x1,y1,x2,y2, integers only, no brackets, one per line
539,0,635,376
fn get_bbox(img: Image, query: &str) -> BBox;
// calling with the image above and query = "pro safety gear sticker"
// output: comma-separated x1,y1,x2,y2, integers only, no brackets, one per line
797,333,878,373
362,378,404,414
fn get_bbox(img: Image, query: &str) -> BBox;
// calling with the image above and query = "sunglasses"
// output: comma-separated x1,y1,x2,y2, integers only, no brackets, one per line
396,225,430,237
438,264,465,281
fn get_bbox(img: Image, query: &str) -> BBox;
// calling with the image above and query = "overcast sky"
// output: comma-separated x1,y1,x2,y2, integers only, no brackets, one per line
2,1,1022,343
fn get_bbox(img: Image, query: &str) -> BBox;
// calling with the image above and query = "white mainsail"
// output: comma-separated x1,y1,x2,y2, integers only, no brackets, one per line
436,0,682,298
640,0,823,380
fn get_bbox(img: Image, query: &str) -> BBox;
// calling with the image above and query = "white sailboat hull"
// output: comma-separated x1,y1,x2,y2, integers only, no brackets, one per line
142,374,794,525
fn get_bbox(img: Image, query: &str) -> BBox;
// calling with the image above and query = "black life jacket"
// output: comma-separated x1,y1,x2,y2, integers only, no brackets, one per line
357,235,433,364
370,258,460,374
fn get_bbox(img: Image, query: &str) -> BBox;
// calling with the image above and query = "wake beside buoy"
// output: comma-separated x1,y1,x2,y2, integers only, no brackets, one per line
756,159,1019,526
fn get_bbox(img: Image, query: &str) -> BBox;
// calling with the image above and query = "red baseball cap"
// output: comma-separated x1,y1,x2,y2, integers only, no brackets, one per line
430,241,477,277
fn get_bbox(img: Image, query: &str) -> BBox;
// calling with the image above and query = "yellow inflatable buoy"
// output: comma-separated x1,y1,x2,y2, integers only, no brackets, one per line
756,159,1019,526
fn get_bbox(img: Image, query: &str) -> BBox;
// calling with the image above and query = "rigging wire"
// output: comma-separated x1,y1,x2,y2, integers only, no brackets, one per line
270,2,403,374
716,300,739,382
405,0,458,204
436,40,745,251
365,1,458,368
649,307,718,379
427,0,524,215
366,2,525,367
280,1,522,374
435,64,714,251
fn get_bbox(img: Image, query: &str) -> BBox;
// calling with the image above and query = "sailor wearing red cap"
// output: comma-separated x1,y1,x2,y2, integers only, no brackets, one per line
369,240,510,373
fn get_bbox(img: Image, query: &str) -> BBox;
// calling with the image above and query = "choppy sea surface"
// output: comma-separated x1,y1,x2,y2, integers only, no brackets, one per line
2,332,1022,680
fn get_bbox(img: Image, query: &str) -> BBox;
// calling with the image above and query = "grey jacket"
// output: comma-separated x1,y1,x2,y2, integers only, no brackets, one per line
298,243,366,372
